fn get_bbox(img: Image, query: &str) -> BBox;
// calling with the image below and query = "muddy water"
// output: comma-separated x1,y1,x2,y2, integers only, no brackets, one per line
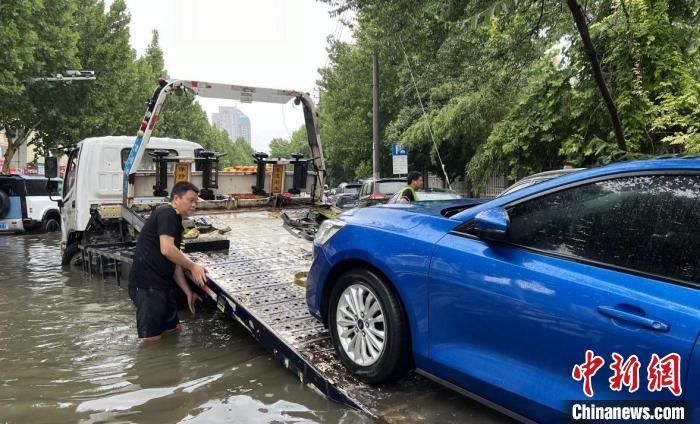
0,234,369,423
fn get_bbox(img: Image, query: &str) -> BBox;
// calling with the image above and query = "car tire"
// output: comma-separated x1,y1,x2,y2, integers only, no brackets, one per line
61,242,82,267
328,268,411,385
0,190,9,219
42,216,61,233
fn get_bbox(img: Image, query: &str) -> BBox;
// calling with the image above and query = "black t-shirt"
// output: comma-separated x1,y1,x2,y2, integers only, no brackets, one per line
129,205,183,289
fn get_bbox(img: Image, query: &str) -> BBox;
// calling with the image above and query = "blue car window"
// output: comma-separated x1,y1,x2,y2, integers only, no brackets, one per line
507,174,700,285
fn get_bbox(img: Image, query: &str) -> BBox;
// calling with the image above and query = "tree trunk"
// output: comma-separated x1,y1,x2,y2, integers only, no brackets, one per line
566,0,627,152
1,129,31,174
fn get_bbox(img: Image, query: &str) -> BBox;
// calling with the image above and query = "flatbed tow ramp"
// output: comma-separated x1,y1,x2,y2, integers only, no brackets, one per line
82,208,510,423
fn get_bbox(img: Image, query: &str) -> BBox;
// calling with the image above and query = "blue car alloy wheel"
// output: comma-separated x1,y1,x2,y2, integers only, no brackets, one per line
328,268,411,384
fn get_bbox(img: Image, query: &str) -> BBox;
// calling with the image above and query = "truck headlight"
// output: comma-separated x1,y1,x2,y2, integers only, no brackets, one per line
314,219,346,246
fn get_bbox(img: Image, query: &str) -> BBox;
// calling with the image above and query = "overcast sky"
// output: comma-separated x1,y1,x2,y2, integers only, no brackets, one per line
123,0,353,152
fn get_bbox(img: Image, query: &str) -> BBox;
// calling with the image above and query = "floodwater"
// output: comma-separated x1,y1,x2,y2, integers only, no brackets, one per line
0,233,369,423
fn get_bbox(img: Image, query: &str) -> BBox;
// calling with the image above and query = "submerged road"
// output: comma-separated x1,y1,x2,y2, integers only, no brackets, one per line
0,233,366,423
0,232,513,423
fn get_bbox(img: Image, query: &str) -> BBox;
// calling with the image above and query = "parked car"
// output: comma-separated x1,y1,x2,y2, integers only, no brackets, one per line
387,187,462,204
334,194,359,210
306,157,700,422
498,167,584,197
330,183,362,210
356,178,405,207
0,174,62,234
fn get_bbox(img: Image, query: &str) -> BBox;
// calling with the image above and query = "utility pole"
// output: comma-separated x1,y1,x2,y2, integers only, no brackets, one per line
372,53,380,180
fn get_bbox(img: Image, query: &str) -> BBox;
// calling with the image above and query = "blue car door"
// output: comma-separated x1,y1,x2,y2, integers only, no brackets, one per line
427,172,700,421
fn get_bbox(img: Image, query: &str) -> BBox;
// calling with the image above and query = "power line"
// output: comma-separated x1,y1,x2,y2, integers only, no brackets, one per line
396,35,451,189
322,9,348,71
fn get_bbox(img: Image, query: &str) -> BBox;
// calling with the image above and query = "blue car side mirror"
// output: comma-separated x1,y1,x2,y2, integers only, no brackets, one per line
474,207,509,242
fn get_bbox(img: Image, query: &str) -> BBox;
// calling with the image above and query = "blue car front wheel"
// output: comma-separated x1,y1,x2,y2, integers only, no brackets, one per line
328,268,411,384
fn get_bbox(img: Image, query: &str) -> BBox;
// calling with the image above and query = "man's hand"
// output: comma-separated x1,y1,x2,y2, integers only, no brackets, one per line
188,263,207,287
186,290,200,314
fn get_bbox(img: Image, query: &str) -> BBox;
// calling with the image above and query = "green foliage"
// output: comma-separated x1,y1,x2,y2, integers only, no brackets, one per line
268,126,310,158
1,0,251,172
319,0,700,189
0,0,80,171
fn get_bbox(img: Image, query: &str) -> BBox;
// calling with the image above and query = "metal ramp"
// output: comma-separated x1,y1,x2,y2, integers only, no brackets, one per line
82,209,511,422
186,211,510,423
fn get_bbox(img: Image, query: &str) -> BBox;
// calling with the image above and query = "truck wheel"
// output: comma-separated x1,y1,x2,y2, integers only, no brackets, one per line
62,243,82,267
328,268,411,385
0,190,9,219
42,216,61,232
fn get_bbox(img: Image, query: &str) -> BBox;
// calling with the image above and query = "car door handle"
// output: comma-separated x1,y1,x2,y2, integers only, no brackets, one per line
597,305,670,332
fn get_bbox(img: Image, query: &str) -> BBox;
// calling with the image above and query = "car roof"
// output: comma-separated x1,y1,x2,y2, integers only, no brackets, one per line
418,188,455,192
523,168,584,179
361,177,405,182
520,158,698,195
452,157,700,221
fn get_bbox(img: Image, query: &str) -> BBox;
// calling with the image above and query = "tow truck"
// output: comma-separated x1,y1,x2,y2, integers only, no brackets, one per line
44,79,508,423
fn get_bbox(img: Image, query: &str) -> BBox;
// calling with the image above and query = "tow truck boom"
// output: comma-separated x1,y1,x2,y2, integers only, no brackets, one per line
122,78,326,207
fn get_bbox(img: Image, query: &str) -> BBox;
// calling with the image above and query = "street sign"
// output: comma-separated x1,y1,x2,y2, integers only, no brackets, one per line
391,143,407,156
391,143,408,174
392,155,407,175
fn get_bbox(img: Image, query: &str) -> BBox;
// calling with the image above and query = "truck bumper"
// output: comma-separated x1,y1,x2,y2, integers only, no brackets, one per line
0,219,27,233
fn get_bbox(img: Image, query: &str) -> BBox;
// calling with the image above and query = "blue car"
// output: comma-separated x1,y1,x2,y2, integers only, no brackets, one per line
307,158,699,422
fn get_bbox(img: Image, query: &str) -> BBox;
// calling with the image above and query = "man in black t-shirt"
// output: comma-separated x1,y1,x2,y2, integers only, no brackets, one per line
128,181,207,341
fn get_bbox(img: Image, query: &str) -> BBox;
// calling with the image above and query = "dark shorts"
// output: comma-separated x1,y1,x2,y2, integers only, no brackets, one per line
128,286,180,338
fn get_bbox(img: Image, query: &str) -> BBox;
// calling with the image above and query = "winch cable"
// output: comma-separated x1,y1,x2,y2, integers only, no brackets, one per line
397,34,451,190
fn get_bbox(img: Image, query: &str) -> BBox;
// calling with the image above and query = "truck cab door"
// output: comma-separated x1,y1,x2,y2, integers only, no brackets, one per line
61,148,80,242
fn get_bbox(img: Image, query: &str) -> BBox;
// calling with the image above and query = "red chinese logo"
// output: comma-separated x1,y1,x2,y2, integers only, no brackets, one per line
647,353,682,396
572,351,682,397
572,350,606,397
609,353,641,393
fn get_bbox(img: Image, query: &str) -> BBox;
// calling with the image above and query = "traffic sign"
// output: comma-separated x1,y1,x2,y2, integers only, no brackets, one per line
391,144,408,156
392,155,408,175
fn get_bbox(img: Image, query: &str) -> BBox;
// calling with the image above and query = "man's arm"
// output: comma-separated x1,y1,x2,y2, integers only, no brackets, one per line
174,265,198,314
159,234,207,286
398,188,412,203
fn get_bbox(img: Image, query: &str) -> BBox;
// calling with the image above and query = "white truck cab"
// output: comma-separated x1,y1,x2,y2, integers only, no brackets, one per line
60,136,202,264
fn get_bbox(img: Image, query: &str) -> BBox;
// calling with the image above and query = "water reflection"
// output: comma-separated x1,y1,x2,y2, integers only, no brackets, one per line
0,233,364,423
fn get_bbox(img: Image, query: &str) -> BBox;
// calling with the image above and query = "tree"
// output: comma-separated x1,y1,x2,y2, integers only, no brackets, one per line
0,0,79,173
566,0,626,152
268,126,310,158
318,0,700,190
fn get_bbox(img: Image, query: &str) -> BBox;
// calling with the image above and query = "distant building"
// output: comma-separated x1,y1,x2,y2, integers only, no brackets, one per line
239,114,251,146
212,106,251,145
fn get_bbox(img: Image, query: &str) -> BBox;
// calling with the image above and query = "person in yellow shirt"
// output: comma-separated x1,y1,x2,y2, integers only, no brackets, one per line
398,171,423,203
